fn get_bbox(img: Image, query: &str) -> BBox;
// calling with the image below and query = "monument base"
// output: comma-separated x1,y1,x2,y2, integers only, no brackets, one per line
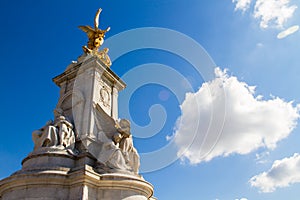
0,163,153,200
0,150,153,200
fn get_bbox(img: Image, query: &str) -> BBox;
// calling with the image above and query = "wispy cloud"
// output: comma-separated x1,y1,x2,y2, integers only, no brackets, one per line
232,0,252,12
255,151,270,164
254,0,298,29
173,68,299,165
250,153,300,192
277,25,300,39
232,0,298,29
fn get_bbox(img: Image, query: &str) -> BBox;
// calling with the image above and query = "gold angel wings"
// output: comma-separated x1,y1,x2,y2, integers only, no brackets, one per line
79,8,110,53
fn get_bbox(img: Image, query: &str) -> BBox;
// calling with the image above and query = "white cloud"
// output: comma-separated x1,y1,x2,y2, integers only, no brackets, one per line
255,151,270,164
173,68,299,165
232,0,298,29
277,25,300,39
232,0,252,12
250,153,300,192
254,0,298,28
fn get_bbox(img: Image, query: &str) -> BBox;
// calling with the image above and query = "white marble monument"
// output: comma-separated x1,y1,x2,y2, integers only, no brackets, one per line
0,8,155,200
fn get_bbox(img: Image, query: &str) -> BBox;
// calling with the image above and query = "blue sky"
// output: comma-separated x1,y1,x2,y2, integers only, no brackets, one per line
1,0,300,199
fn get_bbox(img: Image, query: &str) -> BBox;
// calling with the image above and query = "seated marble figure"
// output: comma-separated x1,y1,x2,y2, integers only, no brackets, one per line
93,103,140,174
32,108,75,151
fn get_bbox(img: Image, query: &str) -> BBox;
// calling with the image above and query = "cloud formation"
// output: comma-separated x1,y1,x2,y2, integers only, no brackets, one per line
254,0,298,28
250,153,300,192
255,151,270,164
277,25,300,39
232,0,298,29
173,68,299,165
232,0,252,12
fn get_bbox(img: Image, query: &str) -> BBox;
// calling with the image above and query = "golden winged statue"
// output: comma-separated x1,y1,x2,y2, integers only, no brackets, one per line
79,8,110,53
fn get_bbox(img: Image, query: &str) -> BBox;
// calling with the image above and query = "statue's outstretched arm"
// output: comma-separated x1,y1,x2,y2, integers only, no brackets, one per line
94,8,102,30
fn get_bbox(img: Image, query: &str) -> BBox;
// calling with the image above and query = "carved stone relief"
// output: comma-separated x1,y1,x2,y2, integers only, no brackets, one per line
100,86,111,107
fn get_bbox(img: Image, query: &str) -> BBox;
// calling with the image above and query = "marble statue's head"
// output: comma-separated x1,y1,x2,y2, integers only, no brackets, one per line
119,119,131,137
119,119,130,129
59,116,66,120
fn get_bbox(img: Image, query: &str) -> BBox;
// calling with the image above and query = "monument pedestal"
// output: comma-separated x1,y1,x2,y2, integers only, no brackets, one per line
0,165,153,200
